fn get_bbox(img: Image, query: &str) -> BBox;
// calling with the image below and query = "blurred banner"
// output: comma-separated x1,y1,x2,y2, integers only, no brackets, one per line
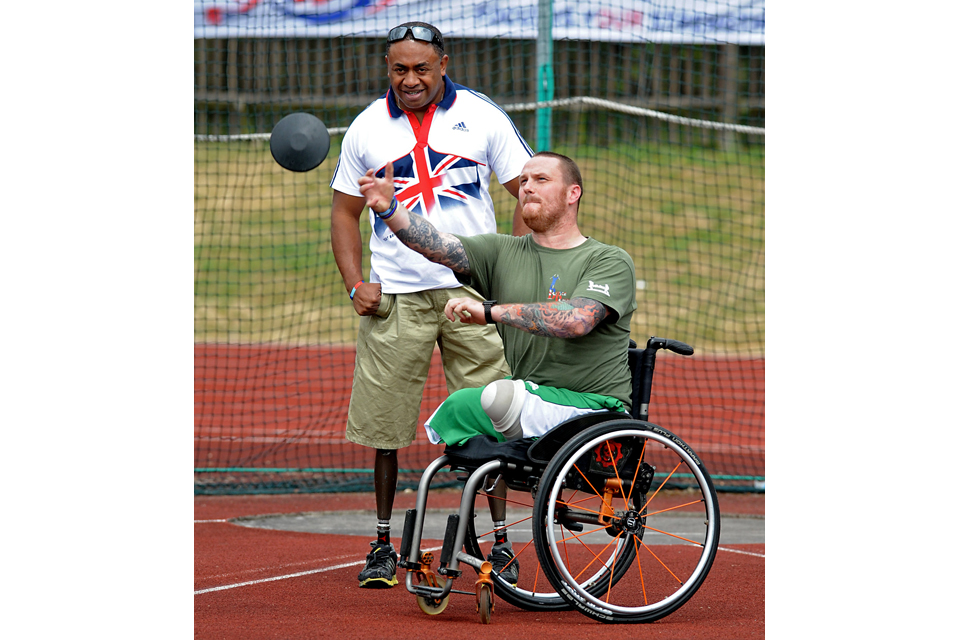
194,0,765,43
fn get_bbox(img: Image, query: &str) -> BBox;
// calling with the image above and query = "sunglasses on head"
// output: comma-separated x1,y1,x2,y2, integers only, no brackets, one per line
387,26,443,50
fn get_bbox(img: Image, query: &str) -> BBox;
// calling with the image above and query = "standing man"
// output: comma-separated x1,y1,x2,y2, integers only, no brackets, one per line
330,21,533,589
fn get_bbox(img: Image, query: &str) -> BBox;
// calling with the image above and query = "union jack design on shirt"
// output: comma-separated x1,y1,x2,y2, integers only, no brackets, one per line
376,147,484,218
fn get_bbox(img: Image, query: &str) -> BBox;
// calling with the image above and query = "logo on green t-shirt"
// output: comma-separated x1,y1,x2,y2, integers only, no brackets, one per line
547,274,567,301
586,280,611,296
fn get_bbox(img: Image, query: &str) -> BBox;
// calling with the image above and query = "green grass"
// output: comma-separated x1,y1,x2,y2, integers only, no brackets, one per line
195,136,764,355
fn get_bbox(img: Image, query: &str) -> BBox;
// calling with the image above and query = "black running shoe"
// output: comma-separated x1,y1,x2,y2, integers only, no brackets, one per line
357,541,398,588
487,540,519,586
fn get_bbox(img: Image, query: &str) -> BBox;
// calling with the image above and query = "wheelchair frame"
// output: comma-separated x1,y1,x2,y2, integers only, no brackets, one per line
397,336,721,624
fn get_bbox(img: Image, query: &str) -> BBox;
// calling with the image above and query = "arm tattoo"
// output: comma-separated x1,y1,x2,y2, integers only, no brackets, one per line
395,213,471,275
497,297,609,338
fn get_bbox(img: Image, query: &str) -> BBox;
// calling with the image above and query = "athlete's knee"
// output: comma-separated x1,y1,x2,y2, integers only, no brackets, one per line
481,379,526,440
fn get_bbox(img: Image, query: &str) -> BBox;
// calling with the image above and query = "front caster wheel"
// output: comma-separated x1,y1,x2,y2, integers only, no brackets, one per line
416,575,449,616
477,582,494,624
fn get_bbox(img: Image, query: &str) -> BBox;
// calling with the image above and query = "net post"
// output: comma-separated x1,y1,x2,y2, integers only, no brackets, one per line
536,0,554,150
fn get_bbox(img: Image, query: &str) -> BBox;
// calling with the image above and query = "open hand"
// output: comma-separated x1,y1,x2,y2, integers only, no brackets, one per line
358,162,395,213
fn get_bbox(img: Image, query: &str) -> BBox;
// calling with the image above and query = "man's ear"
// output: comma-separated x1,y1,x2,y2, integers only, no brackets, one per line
567,184,582,205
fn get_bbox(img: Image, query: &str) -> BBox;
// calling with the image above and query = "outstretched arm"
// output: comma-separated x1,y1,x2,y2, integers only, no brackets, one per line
445,297,609,339
358,162,471,276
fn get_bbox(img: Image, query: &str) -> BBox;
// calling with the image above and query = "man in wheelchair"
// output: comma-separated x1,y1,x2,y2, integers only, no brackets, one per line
358,151,637,586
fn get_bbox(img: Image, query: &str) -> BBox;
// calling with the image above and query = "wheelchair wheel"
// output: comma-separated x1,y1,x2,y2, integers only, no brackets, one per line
532,419,721,623
462,475,636,612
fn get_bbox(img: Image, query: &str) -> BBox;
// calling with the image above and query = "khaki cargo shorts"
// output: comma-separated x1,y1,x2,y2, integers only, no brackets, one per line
345,286,511,450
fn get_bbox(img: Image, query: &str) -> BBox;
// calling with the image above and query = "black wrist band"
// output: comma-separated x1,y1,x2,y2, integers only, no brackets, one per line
483,300,497,325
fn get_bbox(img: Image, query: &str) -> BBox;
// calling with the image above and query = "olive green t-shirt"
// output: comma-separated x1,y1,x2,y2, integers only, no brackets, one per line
455,234,637,407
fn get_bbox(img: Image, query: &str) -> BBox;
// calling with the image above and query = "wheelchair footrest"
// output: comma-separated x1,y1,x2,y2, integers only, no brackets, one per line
439,514,460,566
398,508,416,559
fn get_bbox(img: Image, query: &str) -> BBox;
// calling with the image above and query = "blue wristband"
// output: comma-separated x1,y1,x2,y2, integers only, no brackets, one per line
349,280,364,300
375,197,399,220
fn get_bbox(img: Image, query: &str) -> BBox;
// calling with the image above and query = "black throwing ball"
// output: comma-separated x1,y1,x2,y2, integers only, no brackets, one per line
270,113,331,172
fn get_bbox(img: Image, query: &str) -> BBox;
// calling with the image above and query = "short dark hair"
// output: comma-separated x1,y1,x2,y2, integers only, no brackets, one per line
533,151,583,207
386,22,445,59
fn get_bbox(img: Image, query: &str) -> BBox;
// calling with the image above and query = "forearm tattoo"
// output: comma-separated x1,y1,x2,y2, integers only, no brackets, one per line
497,297,608,338
395,214,471,275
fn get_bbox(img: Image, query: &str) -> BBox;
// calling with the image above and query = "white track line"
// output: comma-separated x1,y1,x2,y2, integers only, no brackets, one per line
203,554,357,582
194,519,229,523
718,545,765,558
194,546,443,595
195,561,362,594
196,542,762,594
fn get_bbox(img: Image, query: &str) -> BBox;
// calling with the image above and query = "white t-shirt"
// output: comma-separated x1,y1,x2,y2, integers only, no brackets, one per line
330,76,533,294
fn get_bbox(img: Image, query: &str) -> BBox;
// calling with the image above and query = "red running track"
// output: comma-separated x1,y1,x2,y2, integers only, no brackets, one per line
195,491,764,639
195,344,764,482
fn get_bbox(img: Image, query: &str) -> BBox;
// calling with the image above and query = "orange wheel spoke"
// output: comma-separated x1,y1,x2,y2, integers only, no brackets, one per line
641,524,704,547
633,536,647,605
604,533,623,602
558,523,608,545
498,538,531,572
476,513,535,540
643,498,705,518
572,462,606,501
564,493,605,509
477,491,535,509
513,537,536,559
639,540,684,585
642,460,684,512
571,532,621,581
555,499,606,519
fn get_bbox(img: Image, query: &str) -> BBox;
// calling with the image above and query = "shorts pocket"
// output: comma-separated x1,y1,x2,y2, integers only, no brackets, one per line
374,292,395,318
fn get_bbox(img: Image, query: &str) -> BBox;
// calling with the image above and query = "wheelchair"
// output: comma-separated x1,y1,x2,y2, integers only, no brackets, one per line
397,337,721,624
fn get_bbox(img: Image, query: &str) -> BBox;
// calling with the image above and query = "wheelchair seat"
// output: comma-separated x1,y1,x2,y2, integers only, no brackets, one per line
442,435,536,468
443,410,628,472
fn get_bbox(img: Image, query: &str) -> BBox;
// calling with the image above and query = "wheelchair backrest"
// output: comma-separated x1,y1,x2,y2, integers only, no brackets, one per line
627,336,694,422
627,344,645,420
